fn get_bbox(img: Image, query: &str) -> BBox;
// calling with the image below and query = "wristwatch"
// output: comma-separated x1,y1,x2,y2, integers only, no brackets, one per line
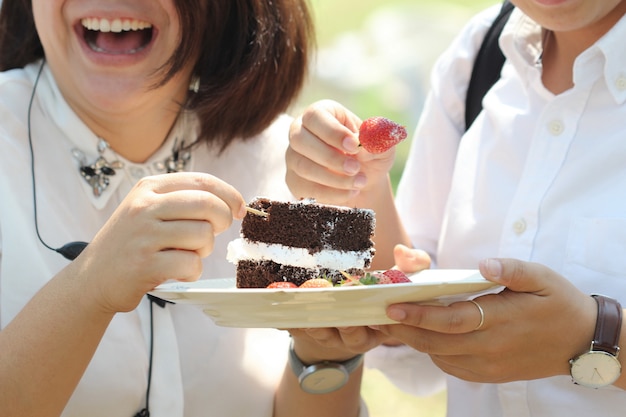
569,294,622,388
289,340,364,394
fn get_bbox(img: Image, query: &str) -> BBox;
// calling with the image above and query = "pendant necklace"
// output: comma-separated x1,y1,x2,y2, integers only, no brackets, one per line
72,139,123,197
72,135,192,197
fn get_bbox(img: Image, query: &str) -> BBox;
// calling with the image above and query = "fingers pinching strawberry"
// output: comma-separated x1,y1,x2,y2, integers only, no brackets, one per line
358,116,408,154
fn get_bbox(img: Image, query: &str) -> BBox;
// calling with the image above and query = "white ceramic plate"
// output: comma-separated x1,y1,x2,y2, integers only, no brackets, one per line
149,269,501,328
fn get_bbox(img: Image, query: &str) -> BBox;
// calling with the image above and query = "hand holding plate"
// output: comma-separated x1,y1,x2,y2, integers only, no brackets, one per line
376,258,598,383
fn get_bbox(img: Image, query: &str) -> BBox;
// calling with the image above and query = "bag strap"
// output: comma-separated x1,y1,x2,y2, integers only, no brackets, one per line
464,0,515,131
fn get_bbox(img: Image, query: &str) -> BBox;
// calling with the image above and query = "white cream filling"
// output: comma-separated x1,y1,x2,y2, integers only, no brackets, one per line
227,238,371,270
81,17,152,33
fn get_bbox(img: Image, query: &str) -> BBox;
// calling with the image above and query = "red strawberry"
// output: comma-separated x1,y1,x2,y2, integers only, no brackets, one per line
266,281,298,289
381,269,412,284
358,116,408,154
299,278,333,288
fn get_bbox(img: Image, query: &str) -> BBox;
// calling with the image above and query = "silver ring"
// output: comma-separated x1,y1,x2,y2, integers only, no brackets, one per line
469,299,485,331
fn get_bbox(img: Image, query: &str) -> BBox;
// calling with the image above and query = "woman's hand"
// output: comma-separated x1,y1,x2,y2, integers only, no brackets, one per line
288,244,432,361
289,326,395,366
74,172,246,314
376,258,597,383
286,99,396,207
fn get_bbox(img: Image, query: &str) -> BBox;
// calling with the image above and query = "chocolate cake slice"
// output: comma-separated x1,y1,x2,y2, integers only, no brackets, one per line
227,197,376,288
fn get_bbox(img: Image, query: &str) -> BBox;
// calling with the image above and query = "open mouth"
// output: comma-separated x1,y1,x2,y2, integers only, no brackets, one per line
81,17,154,55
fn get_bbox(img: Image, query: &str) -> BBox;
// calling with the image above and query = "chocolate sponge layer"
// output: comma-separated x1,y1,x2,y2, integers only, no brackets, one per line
236,260,364,288
242,197,375,254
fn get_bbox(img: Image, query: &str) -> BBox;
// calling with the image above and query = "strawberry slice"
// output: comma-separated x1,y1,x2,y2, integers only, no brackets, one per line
358,116,407,154
381,269,412,284
299,278,333,288
267,281,298,289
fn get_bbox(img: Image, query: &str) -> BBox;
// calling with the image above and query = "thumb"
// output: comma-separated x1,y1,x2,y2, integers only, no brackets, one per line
393,244,431,274
479,258,556,294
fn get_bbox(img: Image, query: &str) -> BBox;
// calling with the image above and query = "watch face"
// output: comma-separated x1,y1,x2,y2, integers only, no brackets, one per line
299,363,349,394
570,351,622,388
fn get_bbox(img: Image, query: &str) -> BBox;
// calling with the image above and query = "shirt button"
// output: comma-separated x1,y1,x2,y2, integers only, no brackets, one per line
615,76,626,91
513,219,527,235
130,167,146,179
548,120,564,136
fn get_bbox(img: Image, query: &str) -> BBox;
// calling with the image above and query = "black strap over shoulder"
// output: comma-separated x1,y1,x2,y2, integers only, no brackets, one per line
464,0,515,131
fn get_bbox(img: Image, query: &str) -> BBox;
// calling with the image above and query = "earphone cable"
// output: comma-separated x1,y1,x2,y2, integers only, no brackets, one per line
27,59,88,261
27,59,55,253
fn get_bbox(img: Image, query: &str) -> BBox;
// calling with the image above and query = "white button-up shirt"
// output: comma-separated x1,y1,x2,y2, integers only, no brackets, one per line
371,5,626,417
0,62,295,417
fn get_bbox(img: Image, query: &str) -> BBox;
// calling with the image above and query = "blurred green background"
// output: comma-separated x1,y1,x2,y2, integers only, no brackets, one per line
297,1,496,416
298,0,496,191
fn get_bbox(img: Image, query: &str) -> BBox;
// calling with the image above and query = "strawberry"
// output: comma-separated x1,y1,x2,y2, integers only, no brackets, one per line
266,281,298,289
358,116,407,154
381,269,411,284
372,273,393,285
299,278,333,288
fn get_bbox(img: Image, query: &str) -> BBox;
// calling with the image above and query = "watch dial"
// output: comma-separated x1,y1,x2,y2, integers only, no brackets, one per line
300,364,349,394
571,351,622,388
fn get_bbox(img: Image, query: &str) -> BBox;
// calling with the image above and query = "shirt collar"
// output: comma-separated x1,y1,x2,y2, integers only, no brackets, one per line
33,62,197,210
591,14,626,104
500,9,626,105
500,8,544,68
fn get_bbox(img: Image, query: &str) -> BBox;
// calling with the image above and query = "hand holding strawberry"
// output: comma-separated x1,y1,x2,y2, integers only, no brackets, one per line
358,116,408,154
286,101,408,215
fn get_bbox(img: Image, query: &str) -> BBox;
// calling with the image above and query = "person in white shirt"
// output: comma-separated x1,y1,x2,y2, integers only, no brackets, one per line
0,1,371,417
286,0,626,416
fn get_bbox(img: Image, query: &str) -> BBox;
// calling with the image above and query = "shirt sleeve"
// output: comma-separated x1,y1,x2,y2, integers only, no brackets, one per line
395,5,501,265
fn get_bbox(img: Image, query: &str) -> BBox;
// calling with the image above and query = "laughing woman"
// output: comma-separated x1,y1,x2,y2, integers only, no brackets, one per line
0,1,365,417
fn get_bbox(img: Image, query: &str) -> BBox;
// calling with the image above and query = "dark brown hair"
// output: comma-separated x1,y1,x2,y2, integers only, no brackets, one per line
0,0,315,150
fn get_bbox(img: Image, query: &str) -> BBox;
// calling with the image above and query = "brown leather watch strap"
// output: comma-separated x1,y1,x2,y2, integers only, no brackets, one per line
591,294,623,356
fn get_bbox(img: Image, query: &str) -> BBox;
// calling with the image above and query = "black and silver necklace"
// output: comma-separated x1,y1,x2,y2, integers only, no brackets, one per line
71,136,191,197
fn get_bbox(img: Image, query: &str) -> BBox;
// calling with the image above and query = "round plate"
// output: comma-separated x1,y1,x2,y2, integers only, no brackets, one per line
149,269,501,328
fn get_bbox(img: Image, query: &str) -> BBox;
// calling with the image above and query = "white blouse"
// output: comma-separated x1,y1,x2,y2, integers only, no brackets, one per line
370,5,626,417
0,62,295,417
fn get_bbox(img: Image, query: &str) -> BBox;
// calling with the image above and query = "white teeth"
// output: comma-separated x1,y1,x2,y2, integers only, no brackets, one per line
110,19,122,32
81,17,152,33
